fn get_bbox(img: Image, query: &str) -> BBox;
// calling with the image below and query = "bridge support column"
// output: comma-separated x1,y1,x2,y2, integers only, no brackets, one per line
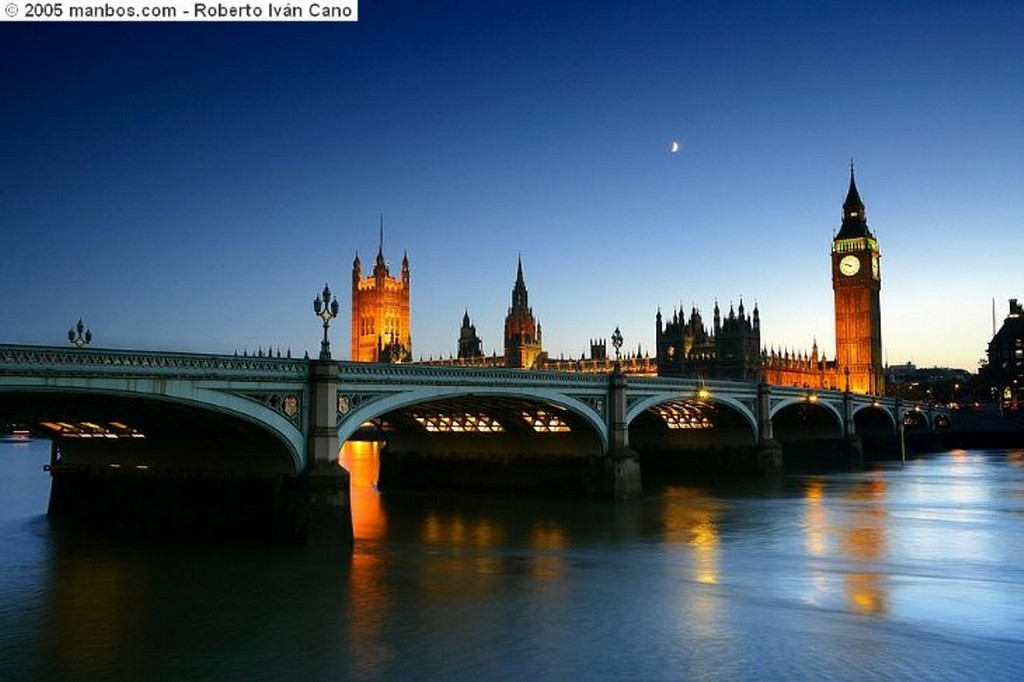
841,389,864,470
757,383,784,476
588,366,641,498
299,359,353,546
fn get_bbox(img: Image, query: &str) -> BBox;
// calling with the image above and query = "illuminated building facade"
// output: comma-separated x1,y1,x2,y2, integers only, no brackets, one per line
504,257,544,368
984,298,1024,411
350,230,411,363
655,169,885,394
830,166,884,394
421,168,886,393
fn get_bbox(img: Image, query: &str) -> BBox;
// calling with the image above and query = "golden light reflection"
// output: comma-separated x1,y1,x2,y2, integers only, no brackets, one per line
802,478,890,615
804,479,828,557
659,487,721,585
339,440,386,541
529,522,567,578
419,513,505,550
840,479,889,616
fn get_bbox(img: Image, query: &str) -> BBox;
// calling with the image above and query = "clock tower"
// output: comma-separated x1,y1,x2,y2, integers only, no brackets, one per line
832,165,884,394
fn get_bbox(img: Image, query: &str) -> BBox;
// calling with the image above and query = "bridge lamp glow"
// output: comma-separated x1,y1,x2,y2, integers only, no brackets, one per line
313,283,340,360
696,387,711,401
806,394,819,403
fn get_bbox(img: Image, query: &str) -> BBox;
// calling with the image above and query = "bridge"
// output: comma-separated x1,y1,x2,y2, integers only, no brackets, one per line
0,343,949,544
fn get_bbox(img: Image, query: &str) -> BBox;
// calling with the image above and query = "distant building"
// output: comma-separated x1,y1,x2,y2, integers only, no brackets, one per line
886,362,973,403
503,257,544,369
653,167,884,393
350,225,411,362
655,301,762,381
830,165,885,394
457,310,483,359
984,298,1024,411
419,167,888,392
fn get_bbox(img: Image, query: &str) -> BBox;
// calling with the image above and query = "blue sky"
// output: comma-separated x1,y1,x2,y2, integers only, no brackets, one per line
2,1,1021,370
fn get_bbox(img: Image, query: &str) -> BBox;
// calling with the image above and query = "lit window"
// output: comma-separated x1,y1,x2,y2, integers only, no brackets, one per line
413,412,504,433
39,421,145,439
652,402,715,430
522,409,571,433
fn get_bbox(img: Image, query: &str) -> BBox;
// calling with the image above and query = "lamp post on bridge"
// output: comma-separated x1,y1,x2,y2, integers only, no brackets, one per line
313,283,340,361
611,326,623,371
67,319,92,348
306,282,352,544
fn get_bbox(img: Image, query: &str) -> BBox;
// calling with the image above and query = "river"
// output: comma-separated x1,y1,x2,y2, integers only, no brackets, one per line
1,439,1022,680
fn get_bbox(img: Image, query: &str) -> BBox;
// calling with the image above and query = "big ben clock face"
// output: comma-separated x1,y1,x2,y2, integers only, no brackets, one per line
871,254,879,279
839,254,860,276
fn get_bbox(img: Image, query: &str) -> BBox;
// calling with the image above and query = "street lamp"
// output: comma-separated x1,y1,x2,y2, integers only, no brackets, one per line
611,326,623,362
67,319,92,348
313,283,340,360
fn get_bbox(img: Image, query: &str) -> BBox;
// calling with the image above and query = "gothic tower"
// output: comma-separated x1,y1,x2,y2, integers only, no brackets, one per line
350,221,411,362
457,310,483,359
831,165,884,394
504,256,543,368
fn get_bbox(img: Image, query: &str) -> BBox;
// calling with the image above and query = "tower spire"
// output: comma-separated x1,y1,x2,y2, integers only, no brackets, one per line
837,161,871,238
374,215,388,276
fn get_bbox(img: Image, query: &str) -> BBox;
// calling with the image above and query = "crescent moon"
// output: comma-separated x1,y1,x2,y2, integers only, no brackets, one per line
670,141,680,153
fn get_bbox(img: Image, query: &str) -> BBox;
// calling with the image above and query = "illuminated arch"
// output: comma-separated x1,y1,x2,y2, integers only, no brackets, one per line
337,387,609,452
0,381,304,472
626,393,758,438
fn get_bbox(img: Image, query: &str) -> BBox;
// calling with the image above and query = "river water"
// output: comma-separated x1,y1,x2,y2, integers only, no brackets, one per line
1,439,1022,680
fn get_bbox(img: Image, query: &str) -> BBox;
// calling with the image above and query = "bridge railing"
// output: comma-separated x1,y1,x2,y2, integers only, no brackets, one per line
335,361,611,387
0,344,308,381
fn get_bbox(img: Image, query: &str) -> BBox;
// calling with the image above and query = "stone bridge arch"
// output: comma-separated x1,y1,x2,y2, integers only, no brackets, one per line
336,386,609,491
626,393,758,436
0,381,306,474
770,397,844,440
852,403,898,434
338,386,608,450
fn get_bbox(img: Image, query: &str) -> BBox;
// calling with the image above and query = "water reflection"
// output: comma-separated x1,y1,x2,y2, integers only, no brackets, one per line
841,477,888,615
801,476,889,616
4,442,1024,679
658,487,721,585
339,440,387,541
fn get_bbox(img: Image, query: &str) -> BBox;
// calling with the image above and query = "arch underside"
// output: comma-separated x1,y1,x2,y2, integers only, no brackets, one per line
629,397,757,451
772,401,843,441
341,393,606,492
852,405,897,436
0,390,299,474
349,394,604,458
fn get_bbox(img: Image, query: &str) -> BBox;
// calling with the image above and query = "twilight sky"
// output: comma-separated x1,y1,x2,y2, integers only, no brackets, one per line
2,1,1021,370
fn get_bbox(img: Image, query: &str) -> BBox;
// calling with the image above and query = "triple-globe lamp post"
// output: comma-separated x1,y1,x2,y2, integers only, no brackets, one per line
313,283,340,360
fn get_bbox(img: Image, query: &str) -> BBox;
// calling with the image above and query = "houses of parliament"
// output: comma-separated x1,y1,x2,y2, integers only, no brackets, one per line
349,169,887,395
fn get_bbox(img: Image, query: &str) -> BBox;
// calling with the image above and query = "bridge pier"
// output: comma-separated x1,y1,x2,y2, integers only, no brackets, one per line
590,367,642,498
757,383,784,477
300,359,353,546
